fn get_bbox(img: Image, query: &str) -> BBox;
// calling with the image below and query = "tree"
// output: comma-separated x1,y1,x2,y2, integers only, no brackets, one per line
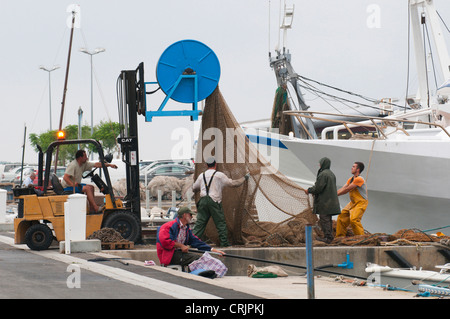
90,121,122,156
29,121,122,165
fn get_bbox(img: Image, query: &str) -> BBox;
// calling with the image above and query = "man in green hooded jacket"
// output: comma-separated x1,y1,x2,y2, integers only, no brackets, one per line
305,157,341,243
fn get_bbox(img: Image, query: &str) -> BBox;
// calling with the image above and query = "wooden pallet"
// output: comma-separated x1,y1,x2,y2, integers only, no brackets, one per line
101,241,134,250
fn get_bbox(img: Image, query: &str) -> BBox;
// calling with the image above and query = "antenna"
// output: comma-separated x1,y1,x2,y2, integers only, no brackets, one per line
280,2,294,49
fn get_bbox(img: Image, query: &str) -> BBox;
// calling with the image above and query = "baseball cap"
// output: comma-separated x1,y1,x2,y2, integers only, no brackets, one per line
177,206,196,218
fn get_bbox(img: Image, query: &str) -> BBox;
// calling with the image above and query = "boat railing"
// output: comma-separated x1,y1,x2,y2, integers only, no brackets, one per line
284,110,450,140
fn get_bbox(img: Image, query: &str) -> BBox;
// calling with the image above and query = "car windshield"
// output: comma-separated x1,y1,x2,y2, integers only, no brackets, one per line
154,167,171,174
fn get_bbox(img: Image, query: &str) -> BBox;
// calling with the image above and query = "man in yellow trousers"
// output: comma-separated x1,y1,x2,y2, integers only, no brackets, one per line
336,162,368,237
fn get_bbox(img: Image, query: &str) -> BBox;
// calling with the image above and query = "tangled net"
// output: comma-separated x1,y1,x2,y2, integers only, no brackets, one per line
193,87,450,248
194,87,314,247
87,228,128,243
332,226,450,247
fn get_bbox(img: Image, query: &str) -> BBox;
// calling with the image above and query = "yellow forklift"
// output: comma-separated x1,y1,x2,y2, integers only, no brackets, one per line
13,138,142,250
14,63,147,250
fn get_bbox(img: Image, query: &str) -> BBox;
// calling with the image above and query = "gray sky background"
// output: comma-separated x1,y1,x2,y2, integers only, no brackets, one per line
1,0,450,164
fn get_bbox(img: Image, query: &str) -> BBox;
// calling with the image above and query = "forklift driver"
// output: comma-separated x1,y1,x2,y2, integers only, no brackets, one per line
61,149,118,213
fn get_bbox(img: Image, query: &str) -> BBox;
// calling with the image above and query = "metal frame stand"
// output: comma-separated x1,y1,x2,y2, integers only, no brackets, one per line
145,74,201,122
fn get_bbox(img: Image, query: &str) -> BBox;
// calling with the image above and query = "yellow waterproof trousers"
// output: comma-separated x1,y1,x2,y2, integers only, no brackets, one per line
336,193,368,237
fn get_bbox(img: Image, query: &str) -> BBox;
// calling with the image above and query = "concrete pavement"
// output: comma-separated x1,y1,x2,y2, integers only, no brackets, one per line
0,232,419,300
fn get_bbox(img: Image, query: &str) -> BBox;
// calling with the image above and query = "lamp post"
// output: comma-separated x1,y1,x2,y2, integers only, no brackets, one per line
79,47,105,138
39,65,60,131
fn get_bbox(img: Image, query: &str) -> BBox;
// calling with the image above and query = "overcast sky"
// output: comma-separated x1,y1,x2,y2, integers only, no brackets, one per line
1,0,450,164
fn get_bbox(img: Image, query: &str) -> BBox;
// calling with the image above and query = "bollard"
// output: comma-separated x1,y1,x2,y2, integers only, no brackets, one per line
0,189,6,223
64,194,87,254
171,190,176,207
158,189,162,208
186,190,193,209
145,189,150,210
305,224,315,299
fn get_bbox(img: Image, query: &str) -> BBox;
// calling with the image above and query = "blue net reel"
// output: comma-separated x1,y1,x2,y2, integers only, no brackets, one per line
146,40,220,121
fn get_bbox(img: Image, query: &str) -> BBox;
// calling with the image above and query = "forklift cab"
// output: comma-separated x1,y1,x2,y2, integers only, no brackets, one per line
14,138,141,250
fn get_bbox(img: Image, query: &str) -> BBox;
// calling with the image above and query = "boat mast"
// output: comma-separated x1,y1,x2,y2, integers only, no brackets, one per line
269,0,318,139
409,0,450,107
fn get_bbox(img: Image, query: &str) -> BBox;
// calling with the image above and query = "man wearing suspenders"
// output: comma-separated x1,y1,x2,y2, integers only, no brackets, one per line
192,157,248,247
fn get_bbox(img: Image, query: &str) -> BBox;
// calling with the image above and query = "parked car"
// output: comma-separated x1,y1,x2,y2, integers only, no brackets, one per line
139,160,155,170
0,163,22,182
32,166,66,185
2,166,37,184
140,159,194,174
139,164,194,183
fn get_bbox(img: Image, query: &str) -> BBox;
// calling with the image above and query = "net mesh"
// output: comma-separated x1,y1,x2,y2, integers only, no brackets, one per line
271,86,294,135
194,87,321,247
190,87,450,247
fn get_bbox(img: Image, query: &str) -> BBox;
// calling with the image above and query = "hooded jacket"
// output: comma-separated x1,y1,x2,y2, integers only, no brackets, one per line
307,157,341,216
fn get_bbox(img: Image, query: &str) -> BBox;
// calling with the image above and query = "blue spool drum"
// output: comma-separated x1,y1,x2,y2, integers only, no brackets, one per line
156,40,221,104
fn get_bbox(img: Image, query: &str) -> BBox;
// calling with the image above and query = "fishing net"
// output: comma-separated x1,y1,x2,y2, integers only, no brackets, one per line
87,228,128,243
270,86,294,136
194,87,319,247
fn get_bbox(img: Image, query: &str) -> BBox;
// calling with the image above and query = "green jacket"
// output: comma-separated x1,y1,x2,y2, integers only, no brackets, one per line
307,157,341,216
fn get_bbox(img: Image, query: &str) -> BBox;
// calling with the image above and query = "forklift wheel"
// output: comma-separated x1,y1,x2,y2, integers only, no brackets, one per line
25,224,54,251
103,211,140,243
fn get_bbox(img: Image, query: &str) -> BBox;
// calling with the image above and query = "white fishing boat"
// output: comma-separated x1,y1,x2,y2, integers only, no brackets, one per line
365,263,450,293
243,0,450,233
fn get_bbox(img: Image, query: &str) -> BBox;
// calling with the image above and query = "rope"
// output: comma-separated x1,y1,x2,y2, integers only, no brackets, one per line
422,225,450,233
188,249,367,280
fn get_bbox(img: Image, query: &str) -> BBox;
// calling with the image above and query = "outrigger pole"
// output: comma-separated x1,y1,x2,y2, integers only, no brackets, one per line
54,8,77,170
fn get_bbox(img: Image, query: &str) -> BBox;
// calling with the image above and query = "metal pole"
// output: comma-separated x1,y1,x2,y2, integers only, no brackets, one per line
90,55,93,131
20,124,27,186
40,65,60,130
305,224,315,299
77,107,83,149
79,48,105,159
90,54,93,160
55,10,76,170
48,71,52,131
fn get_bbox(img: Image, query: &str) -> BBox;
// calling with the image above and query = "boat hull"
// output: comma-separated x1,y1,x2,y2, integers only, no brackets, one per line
366,264,450,293
245,127,450,233
280,138,450,234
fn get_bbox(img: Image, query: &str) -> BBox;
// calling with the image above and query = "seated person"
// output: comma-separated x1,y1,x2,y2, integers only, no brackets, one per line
61,150,117,213
22,172,36,187
156,206,225,269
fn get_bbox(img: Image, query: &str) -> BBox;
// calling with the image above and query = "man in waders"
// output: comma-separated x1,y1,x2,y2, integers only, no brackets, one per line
336,161,369,237
192,157,248,247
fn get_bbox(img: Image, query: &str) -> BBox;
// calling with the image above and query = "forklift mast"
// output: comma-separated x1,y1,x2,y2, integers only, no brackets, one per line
116,63,146,224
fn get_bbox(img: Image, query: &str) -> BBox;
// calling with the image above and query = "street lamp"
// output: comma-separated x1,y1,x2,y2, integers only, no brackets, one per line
79,47,105,139
39,65,60,131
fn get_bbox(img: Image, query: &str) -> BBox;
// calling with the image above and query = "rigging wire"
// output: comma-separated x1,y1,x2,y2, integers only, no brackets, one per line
422,13,431,107
424,22,439,90
436,11,450,34
405,1,411,113
295,75,412,114
296,78,361,115
297,75,412,111
297,75,380,105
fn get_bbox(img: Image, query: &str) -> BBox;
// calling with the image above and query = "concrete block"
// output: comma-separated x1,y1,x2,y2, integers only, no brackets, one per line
59,239,101,254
